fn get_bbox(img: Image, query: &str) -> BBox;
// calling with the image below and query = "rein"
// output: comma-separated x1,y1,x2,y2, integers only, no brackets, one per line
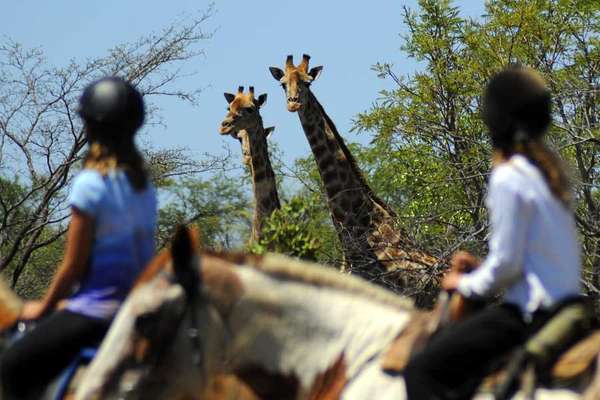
184,286,204,368
176,253,205,369
140,254,236,374
154,263,205,369
121,264,208,398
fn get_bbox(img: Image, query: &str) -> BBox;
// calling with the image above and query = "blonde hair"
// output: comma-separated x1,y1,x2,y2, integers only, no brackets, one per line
84,139,148,191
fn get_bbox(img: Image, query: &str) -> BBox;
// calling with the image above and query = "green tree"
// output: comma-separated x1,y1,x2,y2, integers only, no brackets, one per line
157,172,251,250
238,137,339,262
249,194,328,261
0,7,228,288
0,177,64,297
354,0,599,293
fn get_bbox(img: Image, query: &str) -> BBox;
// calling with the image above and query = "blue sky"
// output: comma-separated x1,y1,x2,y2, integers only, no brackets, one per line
3,1,486,181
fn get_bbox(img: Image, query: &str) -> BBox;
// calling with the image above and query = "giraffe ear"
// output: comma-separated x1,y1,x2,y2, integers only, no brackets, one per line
269,67,285,81
224,93,236,104
257,93,267,106
264,126,275,139
308,66,323,81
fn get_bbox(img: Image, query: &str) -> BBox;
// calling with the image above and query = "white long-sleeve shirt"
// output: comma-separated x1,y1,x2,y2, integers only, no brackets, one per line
457,154,581,317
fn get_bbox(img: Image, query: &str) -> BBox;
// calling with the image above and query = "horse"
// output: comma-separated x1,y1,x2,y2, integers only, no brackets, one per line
74,226,413,399
69,226,600,399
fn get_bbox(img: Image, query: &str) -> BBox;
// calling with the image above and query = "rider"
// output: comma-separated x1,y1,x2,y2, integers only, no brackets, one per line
403,65,581,400
0,77,157,399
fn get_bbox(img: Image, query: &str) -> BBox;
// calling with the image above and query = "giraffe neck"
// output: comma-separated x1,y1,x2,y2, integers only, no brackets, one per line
245,120,281,243
298,90,395,224
297,89,416,277
296,91,437,299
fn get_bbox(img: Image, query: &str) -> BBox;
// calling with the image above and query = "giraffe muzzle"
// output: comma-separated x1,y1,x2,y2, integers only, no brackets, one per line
219,121,233,134
287,101,302,112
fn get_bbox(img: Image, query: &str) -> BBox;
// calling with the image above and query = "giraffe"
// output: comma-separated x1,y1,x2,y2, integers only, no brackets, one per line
269,54,437,297
219,86,281,244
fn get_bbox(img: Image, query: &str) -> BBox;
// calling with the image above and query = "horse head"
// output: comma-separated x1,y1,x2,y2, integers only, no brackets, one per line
75,225,240,399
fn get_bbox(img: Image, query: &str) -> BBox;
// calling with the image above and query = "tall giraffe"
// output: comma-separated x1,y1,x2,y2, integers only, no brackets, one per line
269,55,437,294
219,86,281,243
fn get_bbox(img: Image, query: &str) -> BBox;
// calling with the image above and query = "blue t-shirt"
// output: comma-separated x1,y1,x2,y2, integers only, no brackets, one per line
65,169,157,320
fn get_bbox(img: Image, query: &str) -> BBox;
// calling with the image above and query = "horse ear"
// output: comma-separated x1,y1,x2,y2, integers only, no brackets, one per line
224,93,236,104
264,126,275,139
257,93,267,106
171,225,192,274
171,225,200,299
269,67,284,81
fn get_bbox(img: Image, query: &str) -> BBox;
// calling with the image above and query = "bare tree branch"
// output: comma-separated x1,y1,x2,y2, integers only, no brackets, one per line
0,6,223,287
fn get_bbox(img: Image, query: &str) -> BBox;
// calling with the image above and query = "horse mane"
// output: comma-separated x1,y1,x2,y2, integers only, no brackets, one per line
210,250,413,396
134,226,202,286
205,250,414,311
134,226,413,312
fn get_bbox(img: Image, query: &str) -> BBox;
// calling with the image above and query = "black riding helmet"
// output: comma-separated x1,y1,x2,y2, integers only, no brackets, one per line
482,66,551,151
78,77,145,137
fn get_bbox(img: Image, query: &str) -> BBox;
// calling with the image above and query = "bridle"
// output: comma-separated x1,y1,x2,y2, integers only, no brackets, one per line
120,254,235,398
144,257,206,366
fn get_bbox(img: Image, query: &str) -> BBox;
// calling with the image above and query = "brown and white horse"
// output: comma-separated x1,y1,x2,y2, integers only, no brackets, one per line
75,227,414,399
63,227,598,399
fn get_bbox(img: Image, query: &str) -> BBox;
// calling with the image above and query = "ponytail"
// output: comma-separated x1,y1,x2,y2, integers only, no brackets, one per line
83,133,148,191
514,140,572,207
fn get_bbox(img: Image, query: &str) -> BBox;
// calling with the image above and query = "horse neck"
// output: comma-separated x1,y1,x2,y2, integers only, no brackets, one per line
218,266,412,393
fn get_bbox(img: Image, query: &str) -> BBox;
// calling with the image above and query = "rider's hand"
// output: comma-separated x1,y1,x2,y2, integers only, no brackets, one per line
442,270,463,291
450,251,479,273
20,300,46,321
56,299,68,310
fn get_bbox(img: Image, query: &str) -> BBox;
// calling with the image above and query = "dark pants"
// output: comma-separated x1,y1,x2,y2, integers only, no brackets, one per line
403,304,530,400
0,310,108,400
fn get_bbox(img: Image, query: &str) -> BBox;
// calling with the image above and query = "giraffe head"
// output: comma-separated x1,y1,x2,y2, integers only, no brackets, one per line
269,54,323,112
219,86,267,137
219,86,273,167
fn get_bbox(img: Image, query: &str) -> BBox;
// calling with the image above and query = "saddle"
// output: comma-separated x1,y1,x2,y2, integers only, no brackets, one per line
494,299,597,398
381,290,483,372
